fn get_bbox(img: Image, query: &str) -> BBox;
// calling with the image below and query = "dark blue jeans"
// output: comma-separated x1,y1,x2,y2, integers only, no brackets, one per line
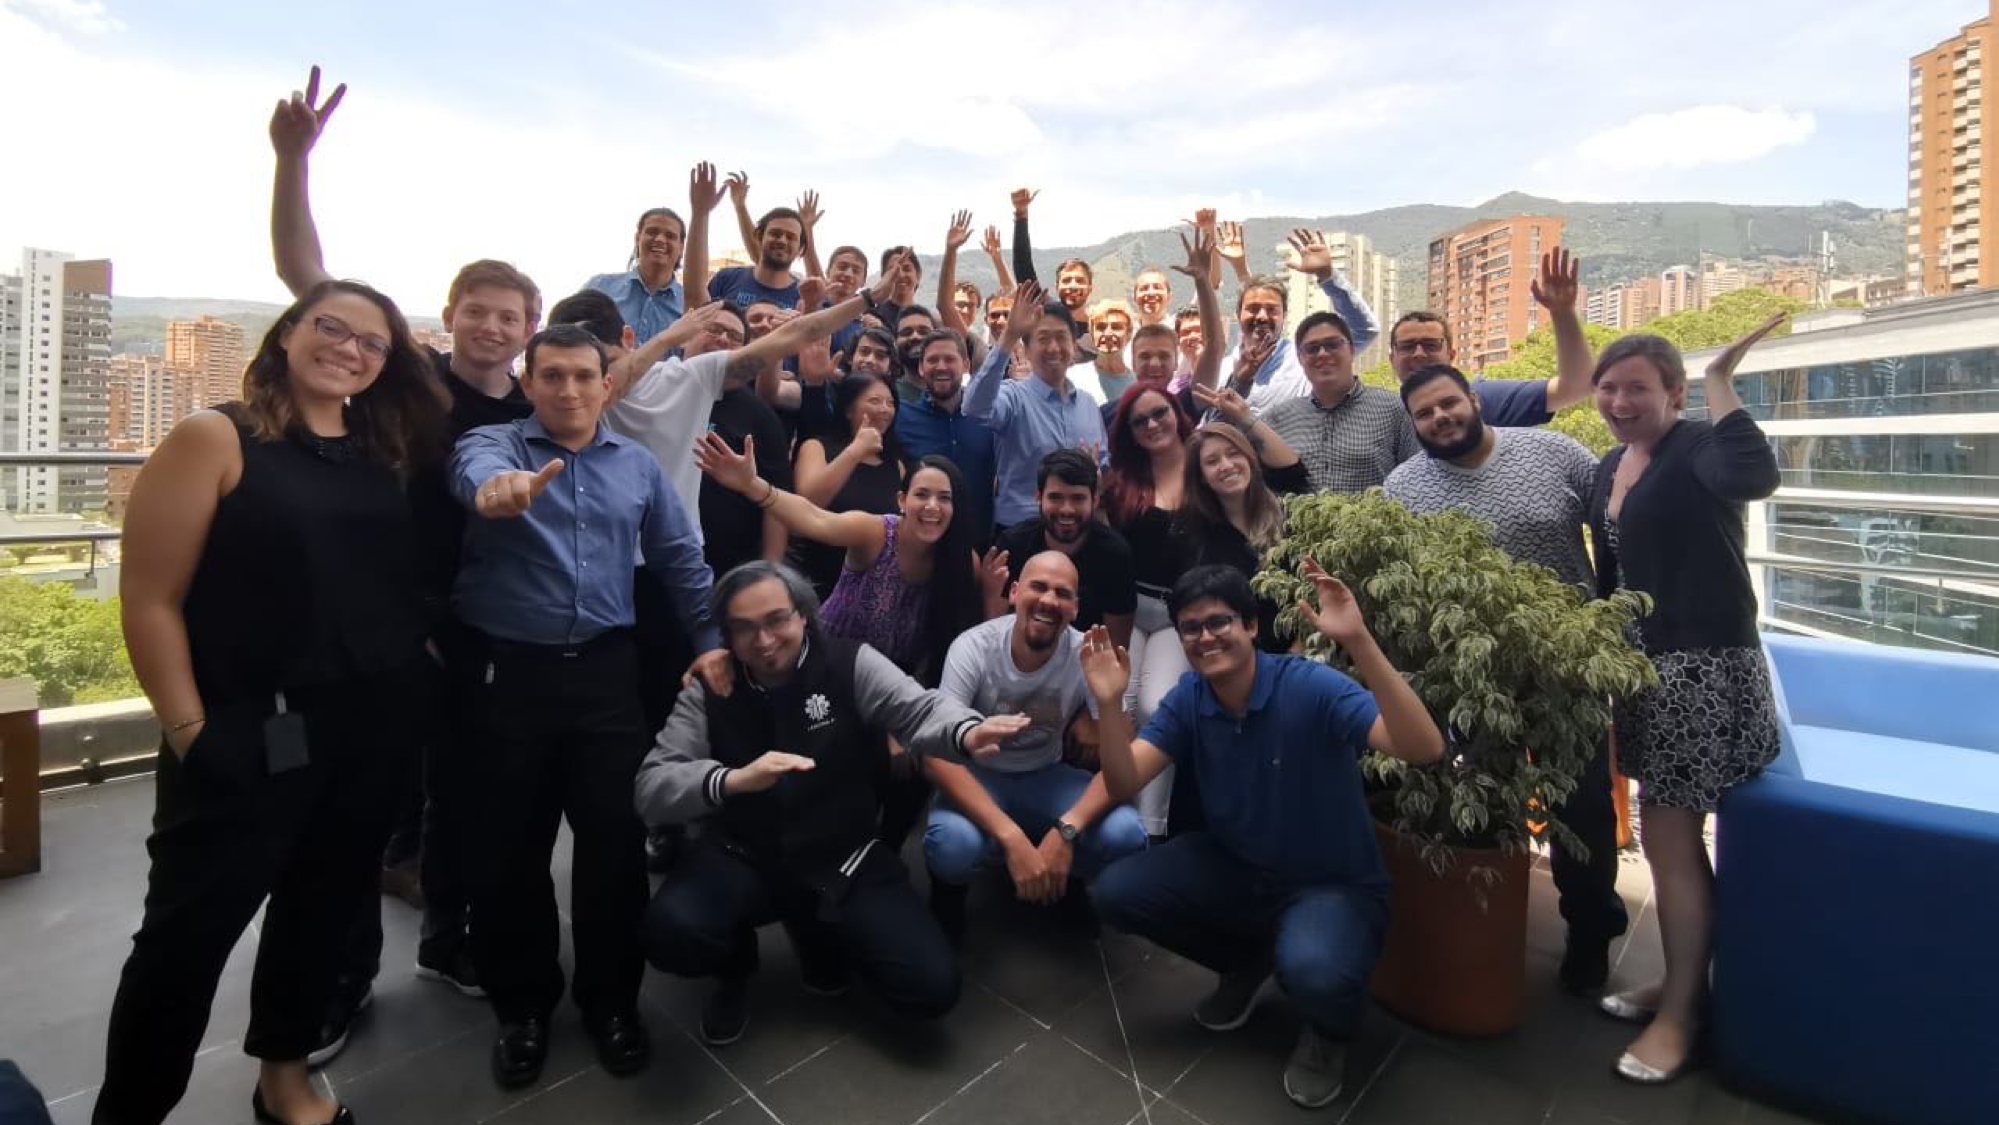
1094,832,1388,1038
1551,733,1628,944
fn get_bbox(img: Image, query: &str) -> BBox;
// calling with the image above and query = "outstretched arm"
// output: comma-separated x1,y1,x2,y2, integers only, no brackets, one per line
1297,558,1443,763
684,162,724,307
1173,227,1225,390
696,431,887,552
1531,248,1594,413
726,170,759,258
937,210,974,335
723,255,905,392
982,224,1015,292
268,65,343,296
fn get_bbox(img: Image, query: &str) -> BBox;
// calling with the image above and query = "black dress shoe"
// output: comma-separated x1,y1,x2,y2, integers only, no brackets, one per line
587,1013,652,1076
491,1016,550,1088
251,1086,355,1125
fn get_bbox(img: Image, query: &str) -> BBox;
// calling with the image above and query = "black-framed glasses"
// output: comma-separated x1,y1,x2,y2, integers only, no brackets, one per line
1392,338,1448,356
1174,612,1239,642
1300,338,1349,357
723,607,801,643
312,315,391,362
1129,404,1175,431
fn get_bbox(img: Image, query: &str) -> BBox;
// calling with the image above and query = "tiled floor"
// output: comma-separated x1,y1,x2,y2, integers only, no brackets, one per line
0,779,1835,1125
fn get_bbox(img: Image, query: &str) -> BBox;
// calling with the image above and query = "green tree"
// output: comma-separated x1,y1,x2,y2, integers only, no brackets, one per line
1478,322,1621,454
0,576,140,707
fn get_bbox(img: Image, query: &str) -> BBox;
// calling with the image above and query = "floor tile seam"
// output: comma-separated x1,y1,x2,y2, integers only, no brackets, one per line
1098,937,1152,1125
759,1033,850,1085
1609,885,1655,977
329,1022,486,1087
476,1064,594,1123
971,979,1056,1031
904,1039,1030,1125
1332,1032,1407,1125
1052,1031,1169,1099
639,992,792,1124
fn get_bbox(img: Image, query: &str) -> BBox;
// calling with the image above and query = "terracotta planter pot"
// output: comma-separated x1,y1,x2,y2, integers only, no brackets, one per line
1368,820,1532,1036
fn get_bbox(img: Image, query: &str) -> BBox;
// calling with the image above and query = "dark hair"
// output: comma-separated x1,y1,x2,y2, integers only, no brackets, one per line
918,328,972,364
1132,322,1178,349
241,280,448,472
1056,257,1094,282
879,245,922,276
842,325,895,371
1037,448,1099,495
953,281,982,306
524,324,609,376
829,370,902,447
902,455,981,686
626,207,685,269
1102,383,1195,527
715,303,750,339
1399,364,1474,406
1390,310,1453,352
547,289,626,346
1294,310,1354,348
895,304,938,331
1235,275,1287,316
713,559,821,632
1591,333,1687,391
754,207,804,238
1173,304,1204,328
1166,564,1259,625
1033,301,1079,338
828,245,868,271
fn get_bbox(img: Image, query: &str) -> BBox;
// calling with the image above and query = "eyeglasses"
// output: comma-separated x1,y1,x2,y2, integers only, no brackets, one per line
312,315,391,362
1392,338,1448,356
1129,404,1175,431
706,325,746,346
723,608,801,643
1299,338,1349,357
1174,612,1239,642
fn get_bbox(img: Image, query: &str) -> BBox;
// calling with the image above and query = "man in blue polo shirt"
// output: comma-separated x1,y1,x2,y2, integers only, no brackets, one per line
965,280,1106,532
1083,564,1443,1109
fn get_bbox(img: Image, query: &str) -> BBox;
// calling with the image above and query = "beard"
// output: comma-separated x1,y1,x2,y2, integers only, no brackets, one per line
1417,411,1487,460
760,246,795,272
896,341,926,376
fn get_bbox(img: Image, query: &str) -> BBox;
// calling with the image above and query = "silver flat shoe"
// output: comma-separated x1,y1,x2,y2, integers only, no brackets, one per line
1598,991,1657,1023
1614,1049,1694,1085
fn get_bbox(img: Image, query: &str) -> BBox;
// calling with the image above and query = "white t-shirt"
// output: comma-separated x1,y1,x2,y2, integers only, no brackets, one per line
939,616,1099,773
604,350,732,533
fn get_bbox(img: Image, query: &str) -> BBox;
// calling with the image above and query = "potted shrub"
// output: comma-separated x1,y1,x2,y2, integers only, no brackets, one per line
1253,491,1656,1035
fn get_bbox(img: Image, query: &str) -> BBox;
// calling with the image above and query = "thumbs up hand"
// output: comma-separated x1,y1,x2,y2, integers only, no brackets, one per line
475,459,565,519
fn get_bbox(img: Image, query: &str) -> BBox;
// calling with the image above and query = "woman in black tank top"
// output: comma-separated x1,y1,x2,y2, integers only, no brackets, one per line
97,280,447,1125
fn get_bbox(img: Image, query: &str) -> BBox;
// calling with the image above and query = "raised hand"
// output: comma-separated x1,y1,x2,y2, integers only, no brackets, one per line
798,275,827,311
689,162,725,214
765,307,801,332
850,425,885,461
796,189,824,233
682,647,735,697
869,250,912,303
1078,624,1131,704
726,751,816,795
269,65,346,159
1285,228,1334,279
982,224,1005,257
724,170,751,207
945,209,974,251
797,337,837,385
1297,555,1370,650
1530,247,1579,313
976,545,1011,605
694,431,761,495
1189,382,1251,426
1173,226,1216,280
1707,311,1788,384
1010,187,1039,218
999,280,1045,343
966,712,1034,759
1217,220,1246,263
474,459,565,519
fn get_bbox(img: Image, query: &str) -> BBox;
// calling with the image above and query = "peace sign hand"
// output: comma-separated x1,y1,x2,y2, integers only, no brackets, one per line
269,65,346,159
1189,382,1250,427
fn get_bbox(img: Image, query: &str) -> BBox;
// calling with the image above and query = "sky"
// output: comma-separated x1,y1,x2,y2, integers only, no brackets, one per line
0,0,1984,304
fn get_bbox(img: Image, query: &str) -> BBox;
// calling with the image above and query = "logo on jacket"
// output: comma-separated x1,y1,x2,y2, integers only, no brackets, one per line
804,693,832,727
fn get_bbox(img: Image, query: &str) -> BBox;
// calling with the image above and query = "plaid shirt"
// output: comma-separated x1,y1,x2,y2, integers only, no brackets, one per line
1260,382,1419,493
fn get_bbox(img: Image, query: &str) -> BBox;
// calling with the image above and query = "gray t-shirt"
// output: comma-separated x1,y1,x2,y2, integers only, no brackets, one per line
604,349,732,537
1383,428,1598,589
938,616,1098,773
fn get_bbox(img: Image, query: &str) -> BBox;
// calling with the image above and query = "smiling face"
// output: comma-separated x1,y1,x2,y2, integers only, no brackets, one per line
724,577,808,680
1011,552,1081,651
895,312,936,373
634,213,684,279
985,296,1013,340
521,343,611,444
744,301,784,342
758,217,803,272
1404,376,1485,460
1174,595,1254,680
1390,319,1454,379
1090,308,1133,356
1236,285,1285,351
898,465,956,546
282,292,392,406
920,337,967,400
444,283,532,372
682,308,746,358
1133,271,1171,322
1131,328,1178,384
850,335,893,377
1175,314,1204,366
1037,474,1096,546
1030,316,1077,381
1056,264,1093,310
1196,432,1253,500
845,376,896,437
1595,355,1683,446
826,250,867,302
1126,390,1181,454
1297,323,1354,402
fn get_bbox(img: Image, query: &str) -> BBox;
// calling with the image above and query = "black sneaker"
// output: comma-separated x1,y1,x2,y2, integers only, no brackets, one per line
800,955,851,998
306,984,373,1068
416,940,485,998
701,977,750,1046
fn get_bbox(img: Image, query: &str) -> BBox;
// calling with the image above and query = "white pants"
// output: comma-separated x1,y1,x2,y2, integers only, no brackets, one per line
1123,595,1191,836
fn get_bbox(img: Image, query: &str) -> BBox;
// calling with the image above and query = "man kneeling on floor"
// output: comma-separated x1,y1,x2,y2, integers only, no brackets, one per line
1082,563,1443,1109
634,561,1031,1045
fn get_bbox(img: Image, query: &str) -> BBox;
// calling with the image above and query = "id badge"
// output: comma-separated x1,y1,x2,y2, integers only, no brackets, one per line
263,692,310,775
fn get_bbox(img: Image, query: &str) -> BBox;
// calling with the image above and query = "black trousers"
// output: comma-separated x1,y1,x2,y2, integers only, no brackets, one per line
94,673,424,1125
643,841,960,1019
463,631,650,1025
1551,733,1629,943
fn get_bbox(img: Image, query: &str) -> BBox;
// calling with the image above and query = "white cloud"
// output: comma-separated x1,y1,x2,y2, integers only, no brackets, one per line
1570,105,1817,171
4,0,122,34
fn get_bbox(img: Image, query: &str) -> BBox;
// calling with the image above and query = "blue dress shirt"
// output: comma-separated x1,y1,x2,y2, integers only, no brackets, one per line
964,350,1107,527
587,269,684,345
899,392,999,540
450,416,719,651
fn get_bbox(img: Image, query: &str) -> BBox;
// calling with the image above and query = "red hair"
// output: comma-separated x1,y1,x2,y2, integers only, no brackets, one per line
1102,383,1195,528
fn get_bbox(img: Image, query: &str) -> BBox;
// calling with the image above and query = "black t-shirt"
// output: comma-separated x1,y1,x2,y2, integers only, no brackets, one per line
994,517,1137,631
413,349,533,616
701,387,792,579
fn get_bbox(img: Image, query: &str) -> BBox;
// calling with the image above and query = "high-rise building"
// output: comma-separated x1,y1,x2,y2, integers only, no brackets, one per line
1425,215,1563,370
1907,2,1998,297
106,352,193,451
1,249,112,513
1700,258,1749,307
165,315,246,409
1284,231,1399,367
1660,265,1699,318
1583,277,1663,330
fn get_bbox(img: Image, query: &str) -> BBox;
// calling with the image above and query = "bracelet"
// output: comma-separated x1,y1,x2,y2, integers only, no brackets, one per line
756,480,780,509
165,715,205,734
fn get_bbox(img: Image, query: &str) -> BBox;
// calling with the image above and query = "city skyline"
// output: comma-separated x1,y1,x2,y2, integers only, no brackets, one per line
0,0,1982,306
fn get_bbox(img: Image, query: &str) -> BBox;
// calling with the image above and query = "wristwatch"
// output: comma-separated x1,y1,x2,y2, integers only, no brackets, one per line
858,289,878,313
1056,819,1080,843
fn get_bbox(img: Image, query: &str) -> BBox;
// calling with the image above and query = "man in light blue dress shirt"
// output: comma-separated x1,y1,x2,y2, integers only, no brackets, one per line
586,207,686,345
965,282,1107,532
1219,230,1381,417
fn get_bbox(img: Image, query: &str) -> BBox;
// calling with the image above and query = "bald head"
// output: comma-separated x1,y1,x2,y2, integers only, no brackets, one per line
1011,550,1081,649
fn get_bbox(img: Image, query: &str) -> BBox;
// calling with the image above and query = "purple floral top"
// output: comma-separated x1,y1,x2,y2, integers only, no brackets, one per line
819,514,930,671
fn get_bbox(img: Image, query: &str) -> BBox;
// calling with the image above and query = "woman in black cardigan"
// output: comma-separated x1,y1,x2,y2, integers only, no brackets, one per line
1585,314,1785,1086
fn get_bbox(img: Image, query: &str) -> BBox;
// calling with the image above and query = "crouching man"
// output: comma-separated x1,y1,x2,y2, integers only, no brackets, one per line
1082,563,1444,1109
634,561,1030,1046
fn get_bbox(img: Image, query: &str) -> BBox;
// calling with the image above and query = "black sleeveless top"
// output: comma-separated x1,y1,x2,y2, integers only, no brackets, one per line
791,437,907,598
180,405,426,705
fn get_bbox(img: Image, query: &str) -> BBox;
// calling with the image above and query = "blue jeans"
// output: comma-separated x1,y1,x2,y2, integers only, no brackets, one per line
924,762,1148,885
1094,832,1388,1038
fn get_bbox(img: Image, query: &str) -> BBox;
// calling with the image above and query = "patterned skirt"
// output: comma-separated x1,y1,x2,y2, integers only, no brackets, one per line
1614,646,1781,812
